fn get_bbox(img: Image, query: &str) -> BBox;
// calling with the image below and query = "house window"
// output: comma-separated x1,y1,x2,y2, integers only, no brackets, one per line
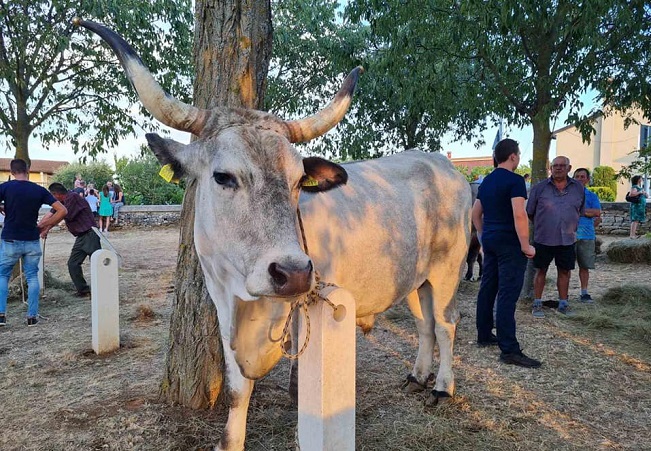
641,124,651,149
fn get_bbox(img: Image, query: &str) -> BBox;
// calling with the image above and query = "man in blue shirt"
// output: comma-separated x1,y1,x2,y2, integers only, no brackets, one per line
573,168,602,303
527,156,585,316
472,139,540,368
0,159,67,326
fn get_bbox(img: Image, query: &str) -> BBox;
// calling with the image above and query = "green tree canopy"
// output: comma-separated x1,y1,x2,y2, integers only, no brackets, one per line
266,0,369,159
0,0,193,166
344,0,651,173
616,145,651,182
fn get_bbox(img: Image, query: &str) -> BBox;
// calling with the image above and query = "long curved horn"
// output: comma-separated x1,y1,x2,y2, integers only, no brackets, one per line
284,66,363,143
73,18,209,136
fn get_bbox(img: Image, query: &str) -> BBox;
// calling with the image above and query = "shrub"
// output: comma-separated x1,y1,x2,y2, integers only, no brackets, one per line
115,152,185,205
587,186,615,202
51,161,114,190
592,166,618,194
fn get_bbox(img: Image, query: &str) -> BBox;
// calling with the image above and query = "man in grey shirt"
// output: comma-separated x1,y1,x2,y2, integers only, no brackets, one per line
526,156,585,316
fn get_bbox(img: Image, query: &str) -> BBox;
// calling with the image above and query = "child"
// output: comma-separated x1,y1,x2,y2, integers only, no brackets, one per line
98,185,113,233
85,188,99,221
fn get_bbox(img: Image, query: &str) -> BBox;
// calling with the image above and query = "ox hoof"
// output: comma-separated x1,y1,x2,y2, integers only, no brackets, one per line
400,374,428,393
425,390,454,407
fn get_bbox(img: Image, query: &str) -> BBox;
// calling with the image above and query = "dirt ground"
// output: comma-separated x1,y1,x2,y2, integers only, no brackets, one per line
1,229,649,451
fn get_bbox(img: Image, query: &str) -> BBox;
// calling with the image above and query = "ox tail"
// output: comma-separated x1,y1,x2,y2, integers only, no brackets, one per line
283,66,363,143
72,18,209,136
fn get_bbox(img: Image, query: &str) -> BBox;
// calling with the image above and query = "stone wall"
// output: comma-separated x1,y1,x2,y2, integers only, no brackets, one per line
111,205,182,227
597,202,651,235
39,205,182,228
36,202,646,235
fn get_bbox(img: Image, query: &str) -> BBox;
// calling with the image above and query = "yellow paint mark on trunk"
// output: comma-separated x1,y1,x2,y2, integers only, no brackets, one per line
238,68,255,108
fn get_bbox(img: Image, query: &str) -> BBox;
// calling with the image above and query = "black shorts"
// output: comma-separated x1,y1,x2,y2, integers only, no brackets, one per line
533,242,576,271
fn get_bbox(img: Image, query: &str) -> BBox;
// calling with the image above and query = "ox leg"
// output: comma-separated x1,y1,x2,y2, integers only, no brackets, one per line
426,265,461,405
402,289,435,393
465,234,481,281
216,340,255,451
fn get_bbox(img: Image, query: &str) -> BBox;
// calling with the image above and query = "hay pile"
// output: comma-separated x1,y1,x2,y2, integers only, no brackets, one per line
606,237,651,263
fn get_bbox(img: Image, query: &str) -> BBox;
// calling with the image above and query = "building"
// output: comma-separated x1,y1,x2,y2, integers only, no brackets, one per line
0,158,69,187
446,151,494,170
554,109,650,201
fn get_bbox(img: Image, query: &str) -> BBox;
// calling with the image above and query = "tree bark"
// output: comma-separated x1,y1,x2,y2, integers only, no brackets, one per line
160,0,272,409
520,113,553,300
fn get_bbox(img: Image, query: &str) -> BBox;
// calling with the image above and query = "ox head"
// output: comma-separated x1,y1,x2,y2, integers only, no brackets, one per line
74,19,361,300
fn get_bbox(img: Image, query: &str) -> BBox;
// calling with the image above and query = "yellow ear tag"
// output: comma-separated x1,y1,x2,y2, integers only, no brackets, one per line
301,175,319,187
159,164,180,184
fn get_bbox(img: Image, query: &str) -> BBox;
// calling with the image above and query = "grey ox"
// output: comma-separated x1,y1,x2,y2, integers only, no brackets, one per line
75,20,472,451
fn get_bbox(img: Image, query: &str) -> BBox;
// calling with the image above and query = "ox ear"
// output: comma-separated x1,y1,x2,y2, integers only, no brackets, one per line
145,133,192,180
302,157,348,193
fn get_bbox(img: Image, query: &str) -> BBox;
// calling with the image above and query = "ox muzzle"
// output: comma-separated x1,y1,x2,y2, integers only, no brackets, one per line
268,260,313,297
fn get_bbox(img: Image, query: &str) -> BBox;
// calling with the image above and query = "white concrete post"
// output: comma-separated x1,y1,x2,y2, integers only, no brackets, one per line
90,249,120,354
298,286,356,451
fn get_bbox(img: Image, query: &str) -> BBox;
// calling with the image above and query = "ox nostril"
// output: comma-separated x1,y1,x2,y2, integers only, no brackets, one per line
268,262,289,287
268,261,313,296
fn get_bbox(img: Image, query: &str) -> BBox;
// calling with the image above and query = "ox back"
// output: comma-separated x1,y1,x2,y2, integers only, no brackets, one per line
300,150,471,317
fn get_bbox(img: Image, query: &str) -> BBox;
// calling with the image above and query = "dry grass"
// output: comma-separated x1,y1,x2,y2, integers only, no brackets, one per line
132,304,160,322
569,284,651,347
1,229,650,450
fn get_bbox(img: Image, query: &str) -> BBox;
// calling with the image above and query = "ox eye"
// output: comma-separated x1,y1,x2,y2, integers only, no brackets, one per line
213,172,238,188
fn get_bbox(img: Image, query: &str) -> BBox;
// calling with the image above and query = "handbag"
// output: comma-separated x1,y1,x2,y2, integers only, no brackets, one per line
626,191,641,204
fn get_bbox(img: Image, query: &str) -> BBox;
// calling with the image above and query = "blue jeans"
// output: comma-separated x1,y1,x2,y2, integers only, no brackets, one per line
0,239,42,318
112,202,124,219
476,236,527,354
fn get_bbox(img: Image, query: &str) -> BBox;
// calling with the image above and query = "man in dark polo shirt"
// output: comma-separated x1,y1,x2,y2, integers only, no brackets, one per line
527,156,585,317
0,159,67,326
472,139,539,368
43,183,101,297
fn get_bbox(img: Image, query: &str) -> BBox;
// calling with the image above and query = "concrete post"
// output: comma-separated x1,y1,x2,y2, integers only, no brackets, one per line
298,286,356,451
90,249,120,354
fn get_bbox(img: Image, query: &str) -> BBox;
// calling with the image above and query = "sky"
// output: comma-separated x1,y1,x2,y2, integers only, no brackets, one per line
12,88,598,169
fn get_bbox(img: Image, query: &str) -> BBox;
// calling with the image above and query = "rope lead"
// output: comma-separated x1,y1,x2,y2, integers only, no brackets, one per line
280,208,338,360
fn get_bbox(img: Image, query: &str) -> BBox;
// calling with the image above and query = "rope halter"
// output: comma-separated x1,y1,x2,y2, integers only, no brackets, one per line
280,207,342,360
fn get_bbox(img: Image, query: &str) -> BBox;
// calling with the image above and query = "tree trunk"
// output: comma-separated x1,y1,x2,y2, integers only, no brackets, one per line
530,114,552,184
14,103,31,167
160,0,272,409
520,113,553,300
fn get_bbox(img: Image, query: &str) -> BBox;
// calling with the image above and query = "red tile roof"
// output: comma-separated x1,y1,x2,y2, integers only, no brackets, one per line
0,158,69,174
449,156,494,169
